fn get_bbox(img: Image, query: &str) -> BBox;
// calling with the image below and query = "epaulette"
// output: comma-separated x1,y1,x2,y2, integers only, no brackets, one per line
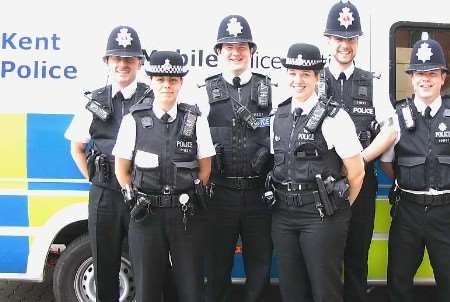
178,103,201,116
136,82,150,95
277,98,292,108
130,102,152,114
441,95,450,116
252,72,271,81
354,68,373,80
89,85,111,99
205,73,222,82
394,98,408,110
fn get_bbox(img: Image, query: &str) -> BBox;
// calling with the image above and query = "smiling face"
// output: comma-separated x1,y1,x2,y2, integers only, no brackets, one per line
151,76,183,105
217,42,252,76
287,69,319,103
411,70,447,104
328,36,359,69
107,56,141,88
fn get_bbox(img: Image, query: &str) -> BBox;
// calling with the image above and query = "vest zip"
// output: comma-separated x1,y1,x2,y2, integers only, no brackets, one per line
287,116,297,180
237,87,243,175
162,119,170,187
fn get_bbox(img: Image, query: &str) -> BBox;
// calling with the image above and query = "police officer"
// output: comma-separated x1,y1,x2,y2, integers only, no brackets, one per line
113,51,215,302
270,43,365,302
65,25,151,302
202,15,274,302
324,2,397,301
381,34,450,302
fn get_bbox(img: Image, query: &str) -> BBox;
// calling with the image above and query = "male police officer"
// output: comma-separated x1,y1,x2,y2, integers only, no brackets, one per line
65,26,151,301
203,15,273,302
271,43,365,302
324,2,397,301
381,34,450,302
114,51,215,302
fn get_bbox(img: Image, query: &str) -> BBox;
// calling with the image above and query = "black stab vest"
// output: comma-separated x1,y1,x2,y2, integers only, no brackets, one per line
272,98,342,184
89,82,150,158
131,102,199,193
325,67,375,148
206,73,272,177
394,97,450,190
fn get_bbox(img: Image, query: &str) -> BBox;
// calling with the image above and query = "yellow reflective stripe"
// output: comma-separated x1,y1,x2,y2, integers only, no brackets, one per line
368,240,388,278
0,114,27,189
374,198,391,233
28,195,88,227
368,240,435,280
416,249,433,277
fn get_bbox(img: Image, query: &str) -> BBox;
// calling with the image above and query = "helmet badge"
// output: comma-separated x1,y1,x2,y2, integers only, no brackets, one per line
416,43,433,63
115,28,133,48
338,7,354,29
226,17,243,37
162,59,173,72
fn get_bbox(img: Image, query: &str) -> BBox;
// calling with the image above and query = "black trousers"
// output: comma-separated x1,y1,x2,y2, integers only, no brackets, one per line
206,185,272,302
272,201,351,302
88,184,130,302
344,169,377,302
388,198,450,302
129,207,206,302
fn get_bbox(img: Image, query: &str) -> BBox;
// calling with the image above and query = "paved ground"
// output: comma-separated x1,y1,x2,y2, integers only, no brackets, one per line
0,276,437,302
0,263,437,302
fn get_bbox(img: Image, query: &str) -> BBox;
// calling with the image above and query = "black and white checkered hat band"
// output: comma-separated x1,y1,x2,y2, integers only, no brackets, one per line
147,63,187,74
285,57,325,67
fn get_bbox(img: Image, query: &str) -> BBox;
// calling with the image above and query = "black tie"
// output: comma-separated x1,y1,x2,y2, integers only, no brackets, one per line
338,72,346,81
115,91,124,101
294,107,303,121
424,106,432,119
161,113,171,123
233,77,241,88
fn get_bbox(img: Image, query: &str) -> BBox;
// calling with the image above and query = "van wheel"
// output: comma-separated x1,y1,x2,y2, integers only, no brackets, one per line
53,234,135,302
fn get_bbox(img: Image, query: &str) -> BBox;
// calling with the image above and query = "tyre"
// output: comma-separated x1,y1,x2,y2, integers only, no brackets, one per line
53,234,135,302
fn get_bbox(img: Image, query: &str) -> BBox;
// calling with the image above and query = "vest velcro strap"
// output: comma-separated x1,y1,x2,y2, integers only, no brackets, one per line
213,176,264,190
400,190,450,206
174,161,199,169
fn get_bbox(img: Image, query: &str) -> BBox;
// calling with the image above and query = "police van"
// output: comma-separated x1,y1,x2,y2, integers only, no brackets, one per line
1,0,449,300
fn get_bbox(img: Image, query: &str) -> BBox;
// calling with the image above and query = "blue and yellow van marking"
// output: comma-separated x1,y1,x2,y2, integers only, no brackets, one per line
0,113,88,273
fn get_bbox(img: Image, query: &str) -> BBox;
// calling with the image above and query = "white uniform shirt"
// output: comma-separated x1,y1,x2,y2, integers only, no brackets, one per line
380,96,449,195
64,80,139,143
270,94,362,159
328,58,394,124
112,100,216,167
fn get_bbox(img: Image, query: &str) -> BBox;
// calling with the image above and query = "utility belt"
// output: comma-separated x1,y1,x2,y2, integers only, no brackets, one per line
135,190,196,208
212,176,264,190
274,188,319,208
273,181,318,192
87,150,121,190
266,174,350,220
126,181,209,230
399,190,450,207
130,189,199,230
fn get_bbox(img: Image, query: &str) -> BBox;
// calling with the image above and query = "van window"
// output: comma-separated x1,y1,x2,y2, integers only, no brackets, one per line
390,22,450,102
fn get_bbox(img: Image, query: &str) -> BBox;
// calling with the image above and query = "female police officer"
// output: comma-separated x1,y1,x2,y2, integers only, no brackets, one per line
269,43,365,302
113,51,215,302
